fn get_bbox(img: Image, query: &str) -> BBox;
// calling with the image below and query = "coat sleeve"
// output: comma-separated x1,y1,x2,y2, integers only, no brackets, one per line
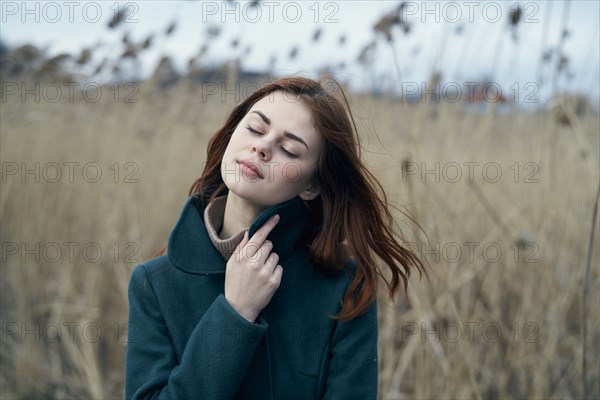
323,297,379,399
125,263,268,400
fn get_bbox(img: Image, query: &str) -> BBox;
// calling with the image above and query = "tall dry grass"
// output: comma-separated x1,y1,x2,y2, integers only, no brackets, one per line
1,79,598,399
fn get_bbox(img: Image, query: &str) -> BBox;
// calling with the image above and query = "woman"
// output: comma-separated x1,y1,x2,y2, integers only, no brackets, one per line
126,76,427,399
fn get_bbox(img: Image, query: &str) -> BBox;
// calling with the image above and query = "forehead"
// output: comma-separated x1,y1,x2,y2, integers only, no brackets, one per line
248,91,317,137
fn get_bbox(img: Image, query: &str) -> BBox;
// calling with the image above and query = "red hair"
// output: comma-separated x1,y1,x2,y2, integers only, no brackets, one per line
157,76,428,321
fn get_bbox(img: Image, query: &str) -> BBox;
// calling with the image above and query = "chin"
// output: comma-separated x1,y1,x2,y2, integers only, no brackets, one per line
226,184,266,205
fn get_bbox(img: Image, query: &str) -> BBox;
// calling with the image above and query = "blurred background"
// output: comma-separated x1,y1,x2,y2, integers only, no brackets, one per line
1,1,599,399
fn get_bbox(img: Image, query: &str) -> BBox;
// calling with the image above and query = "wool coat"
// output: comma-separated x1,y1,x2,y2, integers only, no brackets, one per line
125,193,378,399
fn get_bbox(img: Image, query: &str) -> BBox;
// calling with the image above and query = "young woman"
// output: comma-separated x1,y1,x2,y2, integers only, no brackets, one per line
125,76,427,399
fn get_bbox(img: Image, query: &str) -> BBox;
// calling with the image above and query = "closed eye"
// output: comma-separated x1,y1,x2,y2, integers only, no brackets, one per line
246,125,263,135
281,147,298,158
246,125,298,158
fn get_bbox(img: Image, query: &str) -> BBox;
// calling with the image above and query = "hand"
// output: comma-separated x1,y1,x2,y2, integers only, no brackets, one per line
224,214,283,323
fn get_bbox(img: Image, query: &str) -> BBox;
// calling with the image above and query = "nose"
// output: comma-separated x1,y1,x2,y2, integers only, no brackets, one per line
251,137,271,160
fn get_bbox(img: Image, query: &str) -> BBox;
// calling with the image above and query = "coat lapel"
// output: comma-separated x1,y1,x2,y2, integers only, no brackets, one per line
168,193,311,274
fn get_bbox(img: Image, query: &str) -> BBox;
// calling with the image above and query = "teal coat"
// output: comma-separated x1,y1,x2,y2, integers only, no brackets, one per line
126,193,378,399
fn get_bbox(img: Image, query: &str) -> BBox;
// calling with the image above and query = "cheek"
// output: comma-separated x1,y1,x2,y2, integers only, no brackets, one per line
224,132,244,155
278,163,303,183
277,162,314,186
229,128,244,143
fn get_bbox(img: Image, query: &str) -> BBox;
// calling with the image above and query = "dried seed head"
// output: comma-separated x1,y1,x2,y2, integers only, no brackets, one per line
142,35,153,50
10,44,42,64
93,64,102,75
165,21,177,36
509,5,522,26
108,8,127,29
515,232,536,250
357,41,376,66
374,13,401,42
541,49,553,62
33,54,64,80
206,26,221,38
199,44,210,56
121,45,138,59
312,28,322,42
557,55,568,72
76,48,91,65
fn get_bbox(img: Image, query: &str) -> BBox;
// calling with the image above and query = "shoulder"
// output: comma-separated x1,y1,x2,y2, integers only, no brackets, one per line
129,256,171,292
131,255,170,275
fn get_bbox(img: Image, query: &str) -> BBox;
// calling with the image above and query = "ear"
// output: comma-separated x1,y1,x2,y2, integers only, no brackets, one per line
299,181,321,201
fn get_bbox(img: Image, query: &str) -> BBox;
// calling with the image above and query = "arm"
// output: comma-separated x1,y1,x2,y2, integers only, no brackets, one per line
323,298,379,399
125,264,268,400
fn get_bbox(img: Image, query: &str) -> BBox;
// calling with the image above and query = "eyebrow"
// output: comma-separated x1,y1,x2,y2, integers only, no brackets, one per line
250,110,309,150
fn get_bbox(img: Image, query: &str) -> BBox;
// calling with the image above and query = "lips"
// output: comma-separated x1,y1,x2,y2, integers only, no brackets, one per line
238,160,264,179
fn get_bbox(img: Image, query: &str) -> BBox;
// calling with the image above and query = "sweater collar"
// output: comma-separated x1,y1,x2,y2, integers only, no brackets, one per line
168,192,310,274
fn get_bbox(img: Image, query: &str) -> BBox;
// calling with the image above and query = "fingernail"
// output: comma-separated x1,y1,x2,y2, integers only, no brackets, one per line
273,214,280,221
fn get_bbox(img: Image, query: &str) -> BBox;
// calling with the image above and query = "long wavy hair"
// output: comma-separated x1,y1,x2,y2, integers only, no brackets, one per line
158,76,428,321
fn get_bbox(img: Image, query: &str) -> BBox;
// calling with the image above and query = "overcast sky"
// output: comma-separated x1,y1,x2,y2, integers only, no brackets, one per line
1,1,598,105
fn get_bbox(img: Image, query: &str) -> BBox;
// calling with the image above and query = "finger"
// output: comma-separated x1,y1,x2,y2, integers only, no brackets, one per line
271,265,283,286
245,214,280,257
253,214,280,242
255,241,274,264
267,252,279,272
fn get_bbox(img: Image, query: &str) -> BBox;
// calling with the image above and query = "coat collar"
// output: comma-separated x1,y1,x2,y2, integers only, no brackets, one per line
168,193,311,274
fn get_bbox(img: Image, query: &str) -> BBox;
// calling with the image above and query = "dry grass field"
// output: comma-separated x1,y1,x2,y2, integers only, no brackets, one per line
1,78,598,399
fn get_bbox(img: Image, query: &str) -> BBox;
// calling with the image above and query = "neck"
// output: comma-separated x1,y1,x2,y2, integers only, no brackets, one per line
221,191,268,239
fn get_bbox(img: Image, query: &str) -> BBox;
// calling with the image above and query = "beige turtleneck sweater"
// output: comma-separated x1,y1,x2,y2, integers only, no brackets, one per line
203,195,248,261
